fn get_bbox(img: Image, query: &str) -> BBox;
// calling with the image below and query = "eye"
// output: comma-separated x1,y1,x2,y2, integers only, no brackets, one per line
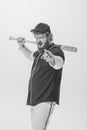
36,37,39,40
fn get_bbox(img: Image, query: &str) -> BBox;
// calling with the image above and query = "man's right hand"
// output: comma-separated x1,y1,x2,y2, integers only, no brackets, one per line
17,37,25,46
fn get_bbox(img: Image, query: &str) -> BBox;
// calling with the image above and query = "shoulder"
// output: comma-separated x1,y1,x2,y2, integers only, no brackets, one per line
33,51,40,59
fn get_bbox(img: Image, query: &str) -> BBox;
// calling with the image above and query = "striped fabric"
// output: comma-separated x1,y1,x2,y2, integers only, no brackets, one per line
30,101,56,130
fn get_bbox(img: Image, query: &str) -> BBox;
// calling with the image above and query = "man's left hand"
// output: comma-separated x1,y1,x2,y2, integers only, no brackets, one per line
41,49,55,66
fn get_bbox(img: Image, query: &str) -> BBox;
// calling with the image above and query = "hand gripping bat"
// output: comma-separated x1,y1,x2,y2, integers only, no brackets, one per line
9,36,77,52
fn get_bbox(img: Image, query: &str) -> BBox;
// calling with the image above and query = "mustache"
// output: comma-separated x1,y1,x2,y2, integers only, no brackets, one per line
38,41,43,45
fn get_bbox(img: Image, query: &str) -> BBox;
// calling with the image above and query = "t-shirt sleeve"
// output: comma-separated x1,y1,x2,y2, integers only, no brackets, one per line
33,51,39,58
50,46,65,62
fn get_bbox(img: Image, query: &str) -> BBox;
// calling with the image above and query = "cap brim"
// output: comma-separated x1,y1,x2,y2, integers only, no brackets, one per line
30,29,45,33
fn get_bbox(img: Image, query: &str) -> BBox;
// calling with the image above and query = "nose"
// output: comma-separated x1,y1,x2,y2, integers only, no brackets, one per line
36,38,40,43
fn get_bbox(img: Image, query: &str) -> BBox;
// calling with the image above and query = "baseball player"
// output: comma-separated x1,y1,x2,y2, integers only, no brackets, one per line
17,23,65,130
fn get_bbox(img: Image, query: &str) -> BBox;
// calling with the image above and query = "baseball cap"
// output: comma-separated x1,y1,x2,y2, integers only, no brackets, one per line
30,23,51,33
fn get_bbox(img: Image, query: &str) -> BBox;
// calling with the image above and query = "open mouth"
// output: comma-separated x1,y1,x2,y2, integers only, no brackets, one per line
38,41,43,46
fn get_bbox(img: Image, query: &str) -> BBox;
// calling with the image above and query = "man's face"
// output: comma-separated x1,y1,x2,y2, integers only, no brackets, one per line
34,33,48,48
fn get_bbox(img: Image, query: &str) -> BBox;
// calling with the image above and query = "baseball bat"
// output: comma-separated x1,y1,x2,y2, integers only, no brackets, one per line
9,36,77,52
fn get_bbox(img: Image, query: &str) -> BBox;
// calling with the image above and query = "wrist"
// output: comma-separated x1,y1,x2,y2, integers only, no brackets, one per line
18,44,25,50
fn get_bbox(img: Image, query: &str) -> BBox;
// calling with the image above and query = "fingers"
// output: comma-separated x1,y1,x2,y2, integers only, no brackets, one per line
41,49,53,61
17,37,25,46
41,49,47,60
44,49,51,55
44,49,53,58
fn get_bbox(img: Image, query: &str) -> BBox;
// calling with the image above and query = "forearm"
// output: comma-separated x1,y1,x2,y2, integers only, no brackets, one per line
18,45,33,61
49,55,64,70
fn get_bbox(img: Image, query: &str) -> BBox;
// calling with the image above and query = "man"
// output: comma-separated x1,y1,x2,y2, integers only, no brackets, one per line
18,23,65,130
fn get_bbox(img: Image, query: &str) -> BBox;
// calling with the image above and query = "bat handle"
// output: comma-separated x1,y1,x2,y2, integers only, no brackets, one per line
9,36,36,44
9,36,17,40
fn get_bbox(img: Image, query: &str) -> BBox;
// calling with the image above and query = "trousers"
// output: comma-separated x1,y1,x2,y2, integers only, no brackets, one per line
30,101,56,130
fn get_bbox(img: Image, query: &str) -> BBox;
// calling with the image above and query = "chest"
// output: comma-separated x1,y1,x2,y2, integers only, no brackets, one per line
32,53,51,74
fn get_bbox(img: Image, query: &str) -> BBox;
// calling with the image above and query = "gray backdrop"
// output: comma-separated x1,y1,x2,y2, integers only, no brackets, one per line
0,0,87,130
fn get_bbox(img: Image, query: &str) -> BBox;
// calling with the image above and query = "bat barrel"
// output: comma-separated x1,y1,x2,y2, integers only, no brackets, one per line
60,45,77,52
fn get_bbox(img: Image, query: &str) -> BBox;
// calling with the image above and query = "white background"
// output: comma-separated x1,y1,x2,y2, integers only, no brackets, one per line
0,0,87,130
